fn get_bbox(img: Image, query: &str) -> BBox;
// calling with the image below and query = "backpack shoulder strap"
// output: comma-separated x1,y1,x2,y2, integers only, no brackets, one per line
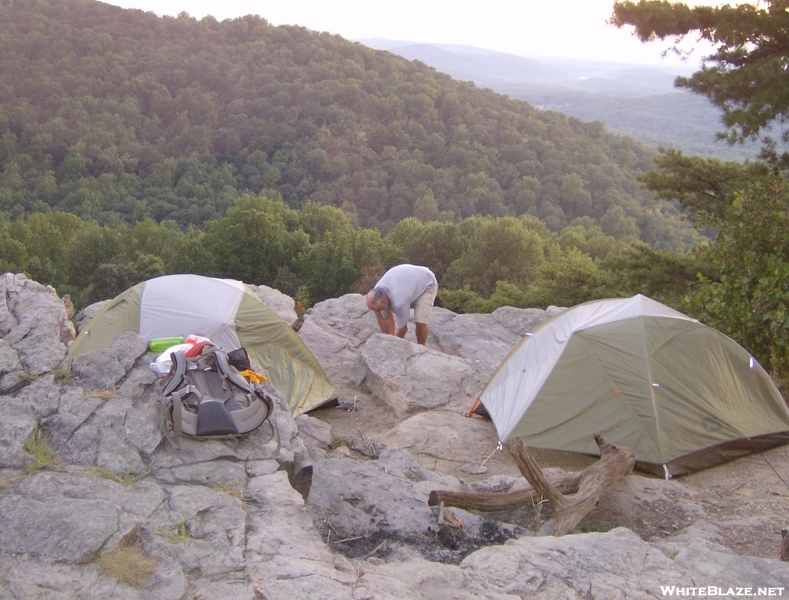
161,350,187,396
211,347,254,393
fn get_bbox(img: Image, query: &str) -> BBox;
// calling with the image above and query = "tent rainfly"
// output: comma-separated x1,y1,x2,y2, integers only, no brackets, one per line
478,294,789,478
67,274,336,417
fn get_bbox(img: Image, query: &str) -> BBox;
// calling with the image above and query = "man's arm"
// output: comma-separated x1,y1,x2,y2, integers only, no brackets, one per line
392,304,410,339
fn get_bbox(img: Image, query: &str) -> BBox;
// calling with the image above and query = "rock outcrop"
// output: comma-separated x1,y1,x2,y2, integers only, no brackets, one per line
0,273,787,599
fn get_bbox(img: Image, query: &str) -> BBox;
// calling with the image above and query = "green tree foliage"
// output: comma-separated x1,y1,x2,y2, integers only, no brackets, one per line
14,211,83,288
299,227,400,302
557,224,625,260
600,240,713,308
91,263,140,303
524,245,609,308
559,173,592,219
486,281,530,312
168,228,215,276
690,177,789,389
639,148,769,226
65,222,124,294
0,0,700,250
385,212,706,315
202,195,309,286
0,190,706,323
599,205,640,242
443,217,544,295
133,254,165,279
0,237,26,274
611,0,789,166
0,193,404,308
387,218,463,280
412,192,440,222
296,202,354,243
436,285,487,314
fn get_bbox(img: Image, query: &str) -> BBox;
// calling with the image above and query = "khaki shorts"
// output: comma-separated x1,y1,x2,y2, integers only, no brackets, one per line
413,283,438,324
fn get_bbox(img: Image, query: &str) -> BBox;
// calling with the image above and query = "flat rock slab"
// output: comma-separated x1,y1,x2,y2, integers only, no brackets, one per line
376,410,500,469
353,334,479,416
0,472,164,564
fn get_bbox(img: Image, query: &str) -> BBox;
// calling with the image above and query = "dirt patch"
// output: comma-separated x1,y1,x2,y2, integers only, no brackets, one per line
312,384,789,560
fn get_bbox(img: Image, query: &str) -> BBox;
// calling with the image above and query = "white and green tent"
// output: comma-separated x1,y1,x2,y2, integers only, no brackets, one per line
67,274,336,416
479,294,789,478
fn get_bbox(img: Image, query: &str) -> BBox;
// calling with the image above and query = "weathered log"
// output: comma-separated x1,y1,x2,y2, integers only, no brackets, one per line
428,434,635,537
428,473,581,512
508,435,635,536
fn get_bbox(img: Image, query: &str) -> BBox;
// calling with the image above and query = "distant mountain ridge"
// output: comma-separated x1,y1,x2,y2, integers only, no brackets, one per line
358,39,758,160
360,39,689,95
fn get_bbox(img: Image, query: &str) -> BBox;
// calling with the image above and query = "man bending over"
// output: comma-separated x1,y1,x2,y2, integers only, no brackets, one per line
365,264,438,345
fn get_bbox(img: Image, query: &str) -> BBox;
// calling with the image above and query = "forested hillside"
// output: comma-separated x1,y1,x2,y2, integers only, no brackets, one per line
0,0,698,248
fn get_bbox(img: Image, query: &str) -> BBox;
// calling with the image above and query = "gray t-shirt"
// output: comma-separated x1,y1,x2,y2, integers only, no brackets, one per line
375,264,437,329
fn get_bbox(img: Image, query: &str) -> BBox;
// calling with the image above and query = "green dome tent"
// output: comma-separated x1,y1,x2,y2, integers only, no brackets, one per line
478,294,789,478
67,274,336,417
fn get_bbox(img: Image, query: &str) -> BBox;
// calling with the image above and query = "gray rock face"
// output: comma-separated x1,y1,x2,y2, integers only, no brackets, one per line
0,339,25,393
296,413,333,450
0,398,37,469
375,409,501,466
353,333,477,415
252,284,299,326
246,470,357,599
307,447,479,539
1,472,164,562
1,274,788,599
0,273,75,375
298,293,380,387
70,331,150,390
429,306,544,366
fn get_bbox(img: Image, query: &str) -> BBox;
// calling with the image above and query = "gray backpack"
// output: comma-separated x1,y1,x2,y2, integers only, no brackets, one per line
159,344,273,438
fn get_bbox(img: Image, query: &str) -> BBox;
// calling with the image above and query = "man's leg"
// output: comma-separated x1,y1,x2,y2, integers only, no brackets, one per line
412,283,438,346
415,322,429,345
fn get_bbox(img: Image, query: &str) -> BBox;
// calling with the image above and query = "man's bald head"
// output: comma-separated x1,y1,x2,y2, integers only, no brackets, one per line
366,288,388,311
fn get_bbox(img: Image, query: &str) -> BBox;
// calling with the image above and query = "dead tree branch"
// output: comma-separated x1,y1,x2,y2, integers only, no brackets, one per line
428,434,635,536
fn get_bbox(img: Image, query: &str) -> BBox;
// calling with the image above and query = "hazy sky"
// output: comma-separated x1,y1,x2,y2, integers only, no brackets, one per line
105,0,719,67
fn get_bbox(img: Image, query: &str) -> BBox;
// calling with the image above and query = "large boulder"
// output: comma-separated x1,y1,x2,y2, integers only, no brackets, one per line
428,306,554,368
375,410,500,470
298,294,380,385
353,334,480,415
0,397,37,469
0,273,75,374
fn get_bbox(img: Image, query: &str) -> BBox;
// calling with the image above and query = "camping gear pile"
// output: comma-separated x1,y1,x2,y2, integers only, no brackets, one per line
67,274,336,417
476,294,789,478
158,341,274,438
148,334,213,376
